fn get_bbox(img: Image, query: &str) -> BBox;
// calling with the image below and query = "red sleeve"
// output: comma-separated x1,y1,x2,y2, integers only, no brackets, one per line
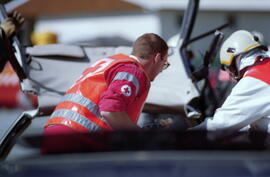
99,62,149,112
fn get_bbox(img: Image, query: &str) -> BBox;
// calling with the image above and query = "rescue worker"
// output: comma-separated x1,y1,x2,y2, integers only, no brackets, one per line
42,33,169,153
190,30,270,146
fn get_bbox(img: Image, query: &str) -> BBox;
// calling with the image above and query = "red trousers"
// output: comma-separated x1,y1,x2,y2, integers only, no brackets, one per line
42,125,107,154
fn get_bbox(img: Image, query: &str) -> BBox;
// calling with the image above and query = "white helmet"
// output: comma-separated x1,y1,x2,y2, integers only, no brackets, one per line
220,30,261,67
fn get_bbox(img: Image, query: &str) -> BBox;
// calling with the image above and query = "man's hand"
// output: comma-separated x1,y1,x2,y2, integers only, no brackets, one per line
0,18,16,37
0,11,24,37
10,11,25,31
158,117,173,128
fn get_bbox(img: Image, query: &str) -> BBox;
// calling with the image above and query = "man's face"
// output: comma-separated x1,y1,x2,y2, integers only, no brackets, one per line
150,53,169,81
222,55,243,81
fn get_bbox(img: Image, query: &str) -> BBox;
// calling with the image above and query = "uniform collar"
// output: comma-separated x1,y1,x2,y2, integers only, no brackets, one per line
129,55,151,82
238,51,269,71
129,55,141,63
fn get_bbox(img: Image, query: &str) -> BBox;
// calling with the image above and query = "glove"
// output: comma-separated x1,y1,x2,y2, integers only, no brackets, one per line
0,18,16,37
9,11,25,31
0,11,25,37
158,117,173,128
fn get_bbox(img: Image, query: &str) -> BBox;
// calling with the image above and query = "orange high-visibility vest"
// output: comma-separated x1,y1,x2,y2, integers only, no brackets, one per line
45,54,150,132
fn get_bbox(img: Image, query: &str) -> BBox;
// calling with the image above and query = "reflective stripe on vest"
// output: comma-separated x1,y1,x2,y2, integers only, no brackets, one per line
51,109,102,131
62,93,104,121
112,72,140,95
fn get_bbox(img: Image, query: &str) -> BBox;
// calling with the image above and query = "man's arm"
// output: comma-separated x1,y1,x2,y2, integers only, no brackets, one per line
190,76,270,140
100,111,139,130
98,63,148,130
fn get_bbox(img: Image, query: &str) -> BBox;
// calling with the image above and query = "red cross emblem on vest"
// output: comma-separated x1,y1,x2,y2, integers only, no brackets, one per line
121,85,132,97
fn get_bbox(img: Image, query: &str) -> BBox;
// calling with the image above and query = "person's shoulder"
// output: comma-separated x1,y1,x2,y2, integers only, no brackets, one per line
244,60,270,85
231,76,268,96
105,62,147,84
112,62,144,76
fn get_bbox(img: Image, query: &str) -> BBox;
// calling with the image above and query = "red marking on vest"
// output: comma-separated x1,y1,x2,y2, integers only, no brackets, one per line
245,59,270,85
124,87,130,94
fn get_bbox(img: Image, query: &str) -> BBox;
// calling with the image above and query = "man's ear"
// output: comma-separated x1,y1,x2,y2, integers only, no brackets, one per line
154,52,162,63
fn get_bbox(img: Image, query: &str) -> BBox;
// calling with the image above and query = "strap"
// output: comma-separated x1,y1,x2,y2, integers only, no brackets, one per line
50,109,102,132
